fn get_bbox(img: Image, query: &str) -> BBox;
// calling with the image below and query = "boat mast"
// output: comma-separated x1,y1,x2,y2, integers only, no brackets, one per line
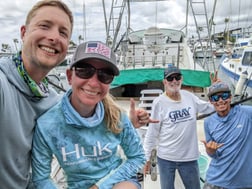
83,0,86,41
102,0,108,43
102,0,127,49
185,0,189,37
189,0,217,71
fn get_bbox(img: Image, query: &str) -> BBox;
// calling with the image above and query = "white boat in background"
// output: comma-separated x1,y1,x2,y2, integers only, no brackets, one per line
0,48,15,58
110,26,212,101
193,41,216,58
219,46,252,100
214,48,225,58
0,52,14,58
232,37,252,58
214,45,232,58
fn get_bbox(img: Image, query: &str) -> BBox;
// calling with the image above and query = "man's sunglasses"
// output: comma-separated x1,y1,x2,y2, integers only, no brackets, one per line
166,74,182,82
210,92,231,102
72,64,114,84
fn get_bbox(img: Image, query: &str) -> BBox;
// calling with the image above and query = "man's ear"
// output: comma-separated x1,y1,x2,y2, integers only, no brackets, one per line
20,25,26,41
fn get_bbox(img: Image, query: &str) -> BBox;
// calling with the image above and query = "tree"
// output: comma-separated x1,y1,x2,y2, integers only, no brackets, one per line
78,35,84,44
197,26,203,32
69,40,76,46
13,38,19,52
1,43,11,52
224,18,230,32
224,18,230,44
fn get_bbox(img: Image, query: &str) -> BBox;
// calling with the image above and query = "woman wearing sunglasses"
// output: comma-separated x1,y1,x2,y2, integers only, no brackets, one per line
31,41,146,189
143,64,215,189
202,82,252,189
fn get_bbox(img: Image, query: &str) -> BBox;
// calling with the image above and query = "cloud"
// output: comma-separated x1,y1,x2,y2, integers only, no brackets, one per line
1,0,251,52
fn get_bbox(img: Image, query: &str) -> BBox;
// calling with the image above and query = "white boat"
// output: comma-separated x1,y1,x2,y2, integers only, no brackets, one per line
109,26,212,101
0,52,14,58
219,46,252,99
214,48,225,58
214,46,231,58
193,41,216,59
232,37,252,58
0,48,15,58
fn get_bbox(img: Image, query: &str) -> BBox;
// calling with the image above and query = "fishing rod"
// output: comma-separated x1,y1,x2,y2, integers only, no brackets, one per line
197,95,252,120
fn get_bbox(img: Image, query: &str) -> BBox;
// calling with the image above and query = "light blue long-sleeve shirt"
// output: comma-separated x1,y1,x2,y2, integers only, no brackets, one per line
32,90,146,189
204,105,252,188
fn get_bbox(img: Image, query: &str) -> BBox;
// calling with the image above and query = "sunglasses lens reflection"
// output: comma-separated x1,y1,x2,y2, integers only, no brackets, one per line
74,64,114,84
166,75,181,82
210,92,230,102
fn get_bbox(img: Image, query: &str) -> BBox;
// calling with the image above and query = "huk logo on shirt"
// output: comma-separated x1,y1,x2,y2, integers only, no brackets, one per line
169,107,191,122
61,141,112,164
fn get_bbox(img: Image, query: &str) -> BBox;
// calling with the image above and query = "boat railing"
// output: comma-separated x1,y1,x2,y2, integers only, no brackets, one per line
118,44,184,69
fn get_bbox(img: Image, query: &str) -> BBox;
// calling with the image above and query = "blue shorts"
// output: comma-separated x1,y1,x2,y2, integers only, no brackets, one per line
128,175,142,189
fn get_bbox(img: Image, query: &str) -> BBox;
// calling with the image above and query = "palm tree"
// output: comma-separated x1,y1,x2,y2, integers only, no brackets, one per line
224,18,230,32
78,35,84,44
13,38,19,52
69,40,76,46
224,18,230,44
197,26,204,32
1,43,11,52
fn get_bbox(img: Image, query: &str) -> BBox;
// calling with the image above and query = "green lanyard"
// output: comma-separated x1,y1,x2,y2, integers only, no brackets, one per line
13,52,49,98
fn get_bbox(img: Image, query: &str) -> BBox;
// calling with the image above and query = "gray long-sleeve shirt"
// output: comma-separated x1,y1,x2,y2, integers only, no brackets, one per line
0,57,60,189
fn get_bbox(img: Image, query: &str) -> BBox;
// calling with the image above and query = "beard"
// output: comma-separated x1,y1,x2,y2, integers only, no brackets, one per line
166,82,181,93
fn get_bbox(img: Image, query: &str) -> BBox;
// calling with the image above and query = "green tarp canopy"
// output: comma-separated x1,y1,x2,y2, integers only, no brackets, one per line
111,68,211,88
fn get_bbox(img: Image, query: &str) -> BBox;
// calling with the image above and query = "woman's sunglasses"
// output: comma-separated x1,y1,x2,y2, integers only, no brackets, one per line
72,64,114,84
166,74,182,82
210,92,231,102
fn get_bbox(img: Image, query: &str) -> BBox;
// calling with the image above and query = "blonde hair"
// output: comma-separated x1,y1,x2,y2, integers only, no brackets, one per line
25,0,74,33
102,94,123,134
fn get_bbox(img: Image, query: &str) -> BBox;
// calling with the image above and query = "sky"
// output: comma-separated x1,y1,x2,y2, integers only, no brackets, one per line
0,0,252,52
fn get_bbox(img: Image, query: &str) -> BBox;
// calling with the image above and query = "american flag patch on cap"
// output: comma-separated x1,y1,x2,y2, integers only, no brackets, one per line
85,42,111,59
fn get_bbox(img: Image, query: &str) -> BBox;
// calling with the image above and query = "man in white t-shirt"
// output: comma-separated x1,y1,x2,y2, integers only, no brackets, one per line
143,64,214,189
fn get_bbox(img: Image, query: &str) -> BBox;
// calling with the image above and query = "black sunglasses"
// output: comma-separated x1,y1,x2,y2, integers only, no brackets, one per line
166,74,182,82
72,64,114,84
210,92,231,102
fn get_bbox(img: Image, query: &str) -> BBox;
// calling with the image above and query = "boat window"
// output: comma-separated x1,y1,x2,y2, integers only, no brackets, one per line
241,42,248,46
242,52,252,66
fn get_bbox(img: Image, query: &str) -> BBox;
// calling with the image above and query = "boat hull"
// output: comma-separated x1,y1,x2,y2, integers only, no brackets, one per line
219,52,252,99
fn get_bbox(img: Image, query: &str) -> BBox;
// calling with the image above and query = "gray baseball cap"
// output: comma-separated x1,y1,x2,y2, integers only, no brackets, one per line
164,64,181,78
70,41,119,76
207,81,231,97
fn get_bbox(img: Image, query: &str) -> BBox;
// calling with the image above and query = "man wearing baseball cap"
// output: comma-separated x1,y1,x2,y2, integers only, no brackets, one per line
143,64,214,189
202,81,252,189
